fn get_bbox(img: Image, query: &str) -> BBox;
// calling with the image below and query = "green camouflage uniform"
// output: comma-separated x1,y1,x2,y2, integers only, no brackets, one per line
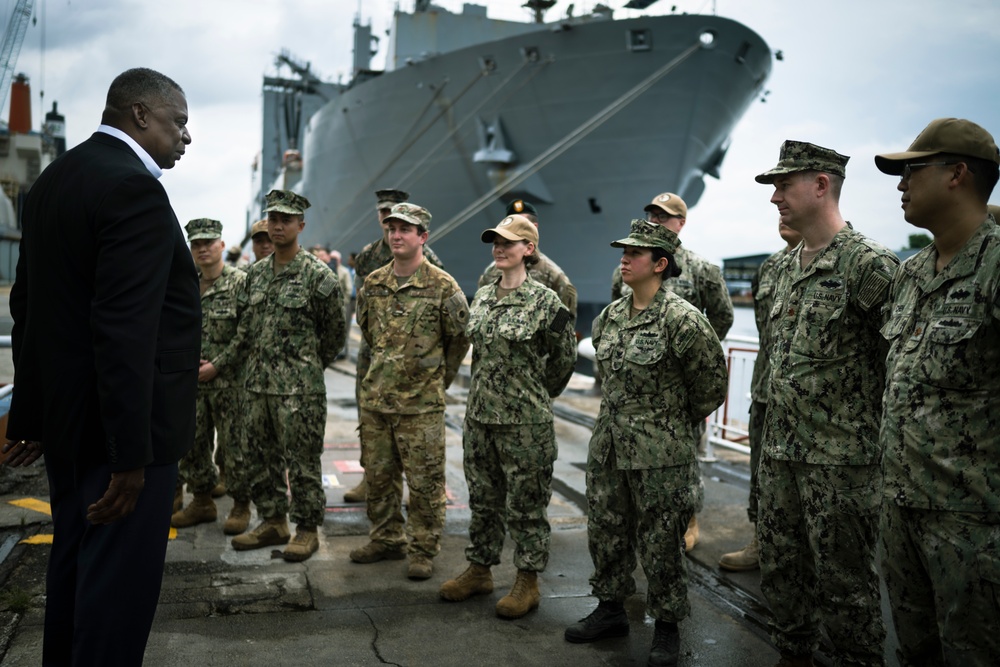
352,237,445,467
477,251,578,326
239,249,345,527
588,220,728,623
357,257,470,558
463,276,576,572
745,247,794,523
181,265,249,499
759,225,897,664
611,244,733,339
879,215,1000,666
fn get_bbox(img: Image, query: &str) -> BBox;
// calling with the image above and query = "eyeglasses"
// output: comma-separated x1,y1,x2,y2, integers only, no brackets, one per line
645,210,679,223
899,162,959,182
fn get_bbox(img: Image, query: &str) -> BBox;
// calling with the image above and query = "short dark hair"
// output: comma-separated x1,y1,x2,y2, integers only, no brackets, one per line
105,68,183,115
650,248,681,280
937,153,999,201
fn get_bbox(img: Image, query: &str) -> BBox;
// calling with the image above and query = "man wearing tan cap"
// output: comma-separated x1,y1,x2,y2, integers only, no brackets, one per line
754,141,898,667
352,202,470,580
250,218,273,262
231,189,346,562
345,189,448,504
874,118,1000,665
613,191,733,552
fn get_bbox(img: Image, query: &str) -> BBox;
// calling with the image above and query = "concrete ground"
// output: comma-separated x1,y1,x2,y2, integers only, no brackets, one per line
0,315,900,666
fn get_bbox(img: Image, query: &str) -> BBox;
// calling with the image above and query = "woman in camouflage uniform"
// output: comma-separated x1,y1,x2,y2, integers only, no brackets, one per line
563,219,728,667
439,214,576,619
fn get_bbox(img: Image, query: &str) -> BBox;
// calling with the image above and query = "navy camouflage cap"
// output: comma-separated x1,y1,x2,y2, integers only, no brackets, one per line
185,218,222,242
874,118,1000,175
375,188,410,209
505,199,538,217
755,140,849,184
386,202,431,231
611,219,680,253
264,189,311,215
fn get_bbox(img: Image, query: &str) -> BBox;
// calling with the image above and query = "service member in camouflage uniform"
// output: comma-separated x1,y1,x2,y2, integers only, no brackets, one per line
611,192,732,551
250,218,273,262
345,188,446,504
477,199,578,326
564,219,728,667
719,220,801,572
440,214,576,618
755,141,898,667
352,202,470,580
875,118,1000,666
172,218,252,534
230,190,346,562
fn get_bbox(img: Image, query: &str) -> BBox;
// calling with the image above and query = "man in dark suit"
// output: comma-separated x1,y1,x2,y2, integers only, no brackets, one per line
2,67,198,666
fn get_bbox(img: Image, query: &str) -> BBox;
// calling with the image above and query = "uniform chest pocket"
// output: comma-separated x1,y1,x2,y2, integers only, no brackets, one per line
623,334,666,365
277,290,310,330
918,317,985,389
208,297,237,319
497,309,545,343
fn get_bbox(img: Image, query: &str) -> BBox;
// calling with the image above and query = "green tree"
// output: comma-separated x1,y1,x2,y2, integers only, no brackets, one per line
906,233,932,250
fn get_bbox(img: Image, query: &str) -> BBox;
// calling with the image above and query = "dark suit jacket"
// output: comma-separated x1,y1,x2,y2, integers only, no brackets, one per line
7,132,201,470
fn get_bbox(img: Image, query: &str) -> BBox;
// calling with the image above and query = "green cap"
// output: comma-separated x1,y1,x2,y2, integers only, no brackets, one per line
611,219,680,253
264,189,311,215
755,140,849,184
874,118,1000,175
385,202,431,231
185,218,222,241
375,188,410,209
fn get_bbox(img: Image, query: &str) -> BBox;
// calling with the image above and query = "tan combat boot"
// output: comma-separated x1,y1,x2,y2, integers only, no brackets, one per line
343,477,367,503
439,563,493,601
170,492,217,528
231,517,290,551
719,534,760,572
210,468,227,498
684,516,700,552
495,570,540,619
407,554,434,580
223,500,252,535
282,526,319,562
349,540,406,564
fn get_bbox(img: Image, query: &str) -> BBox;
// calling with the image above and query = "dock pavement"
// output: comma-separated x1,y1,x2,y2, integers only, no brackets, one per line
0,312,899,666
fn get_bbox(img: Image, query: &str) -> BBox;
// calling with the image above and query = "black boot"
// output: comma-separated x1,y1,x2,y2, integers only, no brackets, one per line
564,600,629,643
648,620,680,666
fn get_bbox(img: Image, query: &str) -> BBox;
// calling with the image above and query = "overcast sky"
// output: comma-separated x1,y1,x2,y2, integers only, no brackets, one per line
5,0,1000,263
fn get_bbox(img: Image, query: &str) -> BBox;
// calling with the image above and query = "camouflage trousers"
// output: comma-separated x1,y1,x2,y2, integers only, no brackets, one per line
179,388,249,500
881,504,1000,667
354,339,372,470
758,454,886,665
746,400,766,524
463,418,556,572
245,391,327,527
586,448,698,622
360,409,446,558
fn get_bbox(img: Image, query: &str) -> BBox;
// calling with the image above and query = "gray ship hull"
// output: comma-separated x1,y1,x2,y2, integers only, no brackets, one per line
297,13,771,329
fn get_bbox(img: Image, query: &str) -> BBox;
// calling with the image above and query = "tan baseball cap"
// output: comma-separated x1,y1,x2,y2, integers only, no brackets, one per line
481,214,539,245
875,118,1000,175
250,219,269,238
644,192,687,218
